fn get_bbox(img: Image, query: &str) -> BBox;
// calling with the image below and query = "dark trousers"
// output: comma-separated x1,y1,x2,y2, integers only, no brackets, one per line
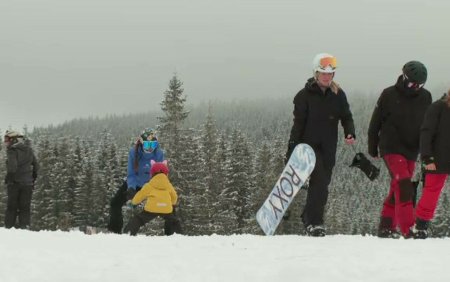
123,210,182,236
5,183,33,229
301,152,333,226
107,180,129,234
107,181,177,235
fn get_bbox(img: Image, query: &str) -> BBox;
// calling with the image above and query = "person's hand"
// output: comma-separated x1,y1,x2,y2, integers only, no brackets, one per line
285,141,296,164
126,200,136,209
32,173,37,190
368,149,380,160
425,163,437,171
345,135,355,145
135,137,143,145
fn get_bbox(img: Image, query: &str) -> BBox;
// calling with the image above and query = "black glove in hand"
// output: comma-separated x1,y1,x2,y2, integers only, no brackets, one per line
285,141,297,164
422,156,435,165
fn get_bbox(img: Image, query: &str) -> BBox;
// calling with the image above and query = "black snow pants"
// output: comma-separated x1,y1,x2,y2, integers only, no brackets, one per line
123,209,183,236
5,183,33,229
107,179,129,233
107,180,178,235
301,151,333,227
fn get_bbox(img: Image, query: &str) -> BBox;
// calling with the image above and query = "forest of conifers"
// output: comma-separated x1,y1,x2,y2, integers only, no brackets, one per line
1,76,449,237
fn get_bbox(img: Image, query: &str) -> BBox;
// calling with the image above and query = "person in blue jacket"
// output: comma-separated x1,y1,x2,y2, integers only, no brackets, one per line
126,128,164,197
107,128,164,233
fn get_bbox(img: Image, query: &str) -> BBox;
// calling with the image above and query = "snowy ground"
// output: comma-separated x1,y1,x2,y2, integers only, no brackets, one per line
1,229,450,282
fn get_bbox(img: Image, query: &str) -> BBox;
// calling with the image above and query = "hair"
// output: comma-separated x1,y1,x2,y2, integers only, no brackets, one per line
330,81,340,95
133,142,142,172
314,72,340,95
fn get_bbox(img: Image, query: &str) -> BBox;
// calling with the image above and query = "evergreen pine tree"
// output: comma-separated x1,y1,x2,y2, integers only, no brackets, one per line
31,138,57,230
157,74,189,186
73,140,95,228
198,104,222,234
225,129,254,234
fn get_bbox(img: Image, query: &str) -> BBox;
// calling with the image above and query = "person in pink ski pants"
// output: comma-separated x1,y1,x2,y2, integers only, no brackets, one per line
368,61,431,238
412,90,450,239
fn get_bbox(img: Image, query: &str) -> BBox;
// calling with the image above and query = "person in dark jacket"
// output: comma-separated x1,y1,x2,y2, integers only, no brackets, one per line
107,128,164,233
286,53,355,237
3,130,38,229
368,61,432,238
411,90,450,239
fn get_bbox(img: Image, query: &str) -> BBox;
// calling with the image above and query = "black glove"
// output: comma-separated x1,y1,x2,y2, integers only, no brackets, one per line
422,156,435,165
32,172,37,190
350,153,380,181
126,188,137,200
285,141,297,164
368,146,379,158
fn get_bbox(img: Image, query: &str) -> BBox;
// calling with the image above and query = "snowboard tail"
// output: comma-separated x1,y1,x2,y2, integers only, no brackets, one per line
256,143,315,235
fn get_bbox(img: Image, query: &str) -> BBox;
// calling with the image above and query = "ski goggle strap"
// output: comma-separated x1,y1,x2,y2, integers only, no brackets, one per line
318,56,337,71
143,140,158,151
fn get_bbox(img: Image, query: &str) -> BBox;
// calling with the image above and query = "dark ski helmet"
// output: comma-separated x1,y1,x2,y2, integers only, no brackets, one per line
140,128,157,141
402,61,427,84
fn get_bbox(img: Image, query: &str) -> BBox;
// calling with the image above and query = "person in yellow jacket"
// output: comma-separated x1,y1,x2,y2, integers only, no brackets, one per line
123,160,182,236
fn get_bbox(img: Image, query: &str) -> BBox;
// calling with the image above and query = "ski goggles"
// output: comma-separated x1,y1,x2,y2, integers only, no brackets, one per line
143,140,158,151
403,74,425,90
318,56,337,71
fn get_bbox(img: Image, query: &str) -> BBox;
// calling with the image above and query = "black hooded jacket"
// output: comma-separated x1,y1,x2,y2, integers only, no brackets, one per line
287,78,355,167
368,75,432,161
5,140,38,186
420,97,450,174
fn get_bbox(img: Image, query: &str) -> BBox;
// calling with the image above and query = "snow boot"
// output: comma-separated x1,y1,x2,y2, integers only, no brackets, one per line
377,217,400,239
409,218,429,239
377,228,401,239
305,224,326,237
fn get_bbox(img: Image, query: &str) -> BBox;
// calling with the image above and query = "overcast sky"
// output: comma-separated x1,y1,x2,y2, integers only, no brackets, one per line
1,0,449,131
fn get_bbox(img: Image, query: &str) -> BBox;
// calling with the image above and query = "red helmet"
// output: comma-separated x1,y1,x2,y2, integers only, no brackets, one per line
150,160,169,176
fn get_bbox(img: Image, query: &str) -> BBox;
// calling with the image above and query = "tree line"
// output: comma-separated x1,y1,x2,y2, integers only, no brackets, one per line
1,75,449,236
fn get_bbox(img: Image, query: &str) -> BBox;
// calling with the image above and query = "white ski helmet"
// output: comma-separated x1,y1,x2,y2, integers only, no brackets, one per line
312,53,337,74
4,130,23,139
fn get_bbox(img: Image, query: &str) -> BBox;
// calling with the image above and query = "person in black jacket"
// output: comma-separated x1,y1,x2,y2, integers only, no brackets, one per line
3,130,38,229
368,61,432,238
286,53,355,237
411,90,450,239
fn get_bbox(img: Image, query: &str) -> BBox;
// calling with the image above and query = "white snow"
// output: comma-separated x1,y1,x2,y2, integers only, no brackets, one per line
1,228,450,282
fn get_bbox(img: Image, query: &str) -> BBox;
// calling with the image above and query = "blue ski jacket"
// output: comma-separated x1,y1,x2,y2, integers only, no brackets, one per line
127,145,164,190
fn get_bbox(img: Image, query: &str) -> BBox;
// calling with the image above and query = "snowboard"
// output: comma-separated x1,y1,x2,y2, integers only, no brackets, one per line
256,143,316,235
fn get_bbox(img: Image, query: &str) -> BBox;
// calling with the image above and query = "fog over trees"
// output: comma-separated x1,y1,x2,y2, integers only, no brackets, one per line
1,75,449,237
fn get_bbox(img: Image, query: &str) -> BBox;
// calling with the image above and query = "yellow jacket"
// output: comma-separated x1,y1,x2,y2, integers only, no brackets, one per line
131,173,178,214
